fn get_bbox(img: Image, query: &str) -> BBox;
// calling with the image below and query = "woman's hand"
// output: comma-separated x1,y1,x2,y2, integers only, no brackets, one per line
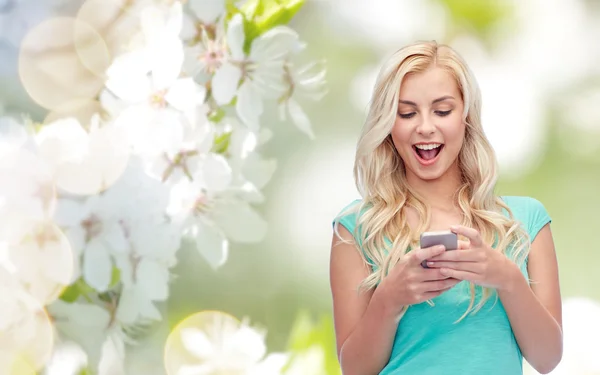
375,244,461,315
424,225,521,291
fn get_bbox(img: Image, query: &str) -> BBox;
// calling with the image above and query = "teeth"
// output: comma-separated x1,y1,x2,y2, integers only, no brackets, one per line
415,143,441,150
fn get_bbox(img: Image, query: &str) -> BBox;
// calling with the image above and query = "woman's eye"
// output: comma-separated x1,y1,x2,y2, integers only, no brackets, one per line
436,110,452,117
398,112,416,119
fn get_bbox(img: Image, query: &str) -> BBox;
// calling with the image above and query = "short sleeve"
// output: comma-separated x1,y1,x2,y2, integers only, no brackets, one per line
332,199,363,244
332,199,379,268
527,197,552,242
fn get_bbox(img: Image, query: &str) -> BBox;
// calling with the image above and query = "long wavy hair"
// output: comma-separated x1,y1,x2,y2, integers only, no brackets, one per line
334,40,530,322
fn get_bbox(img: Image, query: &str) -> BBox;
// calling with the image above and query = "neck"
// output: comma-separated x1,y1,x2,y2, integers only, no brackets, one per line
406,165,462,211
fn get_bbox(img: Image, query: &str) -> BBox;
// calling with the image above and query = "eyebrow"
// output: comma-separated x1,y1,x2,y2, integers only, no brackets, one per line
398,95,455,106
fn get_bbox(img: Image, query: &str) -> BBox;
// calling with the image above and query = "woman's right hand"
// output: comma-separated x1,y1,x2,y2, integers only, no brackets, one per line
375,245,461,315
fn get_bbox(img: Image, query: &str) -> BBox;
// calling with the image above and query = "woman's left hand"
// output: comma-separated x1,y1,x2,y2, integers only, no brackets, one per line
425,225,520,291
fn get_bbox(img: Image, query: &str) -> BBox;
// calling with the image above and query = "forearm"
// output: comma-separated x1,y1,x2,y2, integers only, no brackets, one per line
498,267,563,374
339,289,404,375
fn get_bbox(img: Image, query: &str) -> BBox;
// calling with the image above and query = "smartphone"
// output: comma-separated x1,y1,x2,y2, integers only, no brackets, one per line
420,230,458,268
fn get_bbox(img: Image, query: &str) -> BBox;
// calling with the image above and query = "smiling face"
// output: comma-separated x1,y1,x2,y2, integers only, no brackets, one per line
390,67,466,184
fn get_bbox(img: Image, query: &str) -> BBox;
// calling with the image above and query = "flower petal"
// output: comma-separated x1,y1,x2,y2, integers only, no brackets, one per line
188,0,225,24
166,77,201,111
180,327,215,360
249,353,290,375
212,201,267,243
178,364,214,375
286,98,315,139
181,14,197,41
105,51,152,102
242,152,277,190
212,63,241,105
224,325,266,364
227,14,245,60
53,198,86,227
83,240,112,292
165,2,184,37
115,287,139,324
35,118,89,169
150,36,184,90
202,153,232,192
136,259,169,301
194,221,228,269
250,26,299,63
236,80,262,131
100,220,128,254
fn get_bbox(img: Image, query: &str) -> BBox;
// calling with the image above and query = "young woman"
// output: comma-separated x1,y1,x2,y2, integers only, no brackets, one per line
330,41,563,375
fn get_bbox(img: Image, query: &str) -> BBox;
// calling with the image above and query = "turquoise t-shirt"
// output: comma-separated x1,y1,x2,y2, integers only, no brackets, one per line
333,196,552,375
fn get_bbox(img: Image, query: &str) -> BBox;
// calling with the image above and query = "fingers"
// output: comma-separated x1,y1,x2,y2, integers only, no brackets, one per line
427,248,479,262
421,277,461,293
440,267,479,282
411,245,446,265
458,240,470,250
417,267,451,281
425,261,481,273
451,225,482,246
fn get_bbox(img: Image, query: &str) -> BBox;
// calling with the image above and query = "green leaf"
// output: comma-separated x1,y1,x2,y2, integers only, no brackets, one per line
109,266,121,288
212,131,232,155
78,367,94,375
59,278,96,303
59,283,81,303
256,0,304,31
208,107,226,123
241,0,263,20
241,0,305,52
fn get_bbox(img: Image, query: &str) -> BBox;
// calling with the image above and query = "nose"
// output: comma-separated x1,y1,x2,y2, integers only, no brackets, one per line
416,114,436,135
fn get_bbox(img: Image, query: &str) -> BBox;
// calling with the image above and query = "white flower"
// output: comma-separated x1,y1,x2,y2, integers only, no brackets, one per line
54,158,181,297
0,270,54,372
44,342,88,375
277,58,327,140
166,154,232,268
230,19,302,131
104,2,206,159
35,116,130,196
47,301,116,371
144,109,215,185
97,333,126,375
167,147,269,269
54,195,128,293
170,311,288,375
3,219,75,305
182,12,243,86
184,13,302,131
0,144,55,227
225,119,277,193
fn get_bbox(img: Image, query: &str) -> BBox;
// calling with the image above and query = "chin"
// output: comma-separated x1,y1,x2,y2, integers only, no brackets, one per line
412,167,448,181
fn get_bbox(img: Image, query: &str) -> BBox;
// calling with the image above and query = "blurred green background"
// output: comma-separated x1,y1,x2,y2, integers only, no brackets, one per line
1,0,599,373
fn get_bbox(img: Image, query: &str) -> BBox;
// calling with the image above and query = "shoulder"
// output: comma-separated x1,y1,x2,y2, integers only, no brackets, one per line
500,195,552,242
332,199,363,233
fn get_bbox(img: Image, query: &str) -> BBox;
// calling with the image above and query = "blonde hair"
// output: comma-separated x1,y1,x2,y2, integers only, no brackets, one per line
334,40,530,322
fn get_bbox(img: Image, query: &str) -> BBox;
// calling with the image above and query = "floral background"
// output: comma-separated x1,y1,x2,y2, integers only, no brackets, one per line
0,0,599,374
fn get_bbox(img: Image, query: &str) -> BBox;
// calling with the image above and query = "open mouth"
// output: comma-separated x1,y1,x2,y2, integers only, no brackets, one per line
413,143,444,164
